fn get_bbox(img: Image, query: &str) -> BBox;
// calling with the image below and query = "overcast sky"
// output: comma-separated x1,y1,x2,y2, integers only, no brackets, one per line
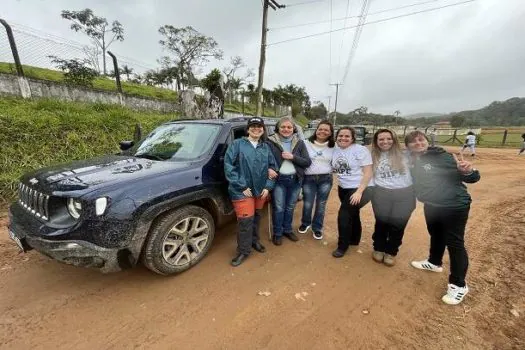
2,0,524,115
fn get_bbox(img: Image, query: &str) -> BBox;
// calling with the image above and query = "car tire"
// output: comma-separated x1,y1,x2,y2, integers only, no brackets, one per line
142,205,215,275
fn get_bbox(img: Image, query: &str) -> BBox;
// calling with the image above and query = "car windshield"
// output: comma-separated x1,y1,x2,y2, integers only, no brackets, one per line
132,123,221,161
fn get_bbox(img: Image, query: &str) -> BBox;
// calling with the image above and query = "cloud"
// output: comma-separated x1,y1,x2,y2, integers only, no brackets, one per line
2,0,524,115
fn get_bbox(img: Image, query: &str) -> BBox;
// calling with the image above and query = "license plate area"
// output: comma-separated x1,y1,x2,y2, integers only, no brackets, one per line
8,229,25,252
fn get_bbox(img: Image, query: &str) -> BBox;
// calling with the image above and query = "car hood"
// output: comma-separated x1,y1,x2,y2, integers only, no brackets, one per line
20,155,193,194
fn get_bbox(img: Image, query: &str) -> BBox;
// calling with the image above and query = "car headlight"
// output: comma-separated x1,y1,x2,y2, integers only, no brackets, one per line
95,197,108,216
67,198,82,219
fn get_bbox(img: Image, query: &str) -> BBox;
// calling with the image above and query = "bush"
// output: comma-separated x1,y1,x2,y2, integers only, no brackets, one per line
0,96,176,205
49,56,99,87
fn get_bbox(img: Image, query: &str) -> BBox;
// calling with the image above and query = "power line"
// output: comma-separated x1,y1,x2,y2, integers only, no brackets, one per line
340,0,371,84
267,0,477,46
335,0,352,81
270,0,442,30
284,0,326,7
328,0,333,86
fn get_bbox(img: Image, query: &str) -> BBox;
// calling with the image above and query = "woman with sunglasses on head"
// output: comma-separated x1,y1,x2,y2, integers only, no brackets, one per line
267,116,311,246
405,130,480,305
298,120,336,240
224,117,277,267
331,127,374,258
370,129,416,267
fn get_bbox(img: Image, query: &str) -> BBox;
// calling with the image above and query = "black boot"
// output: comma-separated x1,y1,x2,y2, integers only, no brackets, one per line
231,217,253,266
252,209,266,253
231,253,249,267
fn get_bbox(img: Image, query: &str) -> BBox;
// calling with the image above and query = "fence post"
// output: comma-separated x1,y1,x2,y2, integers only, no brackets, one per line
0,19,24,77
403,125,408,136
502,129,508,146
242,89,245,114
134,123,142,143
106,51,122,94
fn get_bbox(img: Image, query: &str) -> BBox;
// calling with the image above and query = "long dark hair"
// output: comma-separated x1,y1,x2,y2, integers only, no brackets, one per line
308,119,335,147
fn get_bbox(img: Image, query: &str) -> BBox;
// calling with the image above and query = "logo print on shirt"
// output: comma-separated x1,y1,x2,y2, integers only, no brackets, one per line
378,159,397,179
334,156,352,175
423,163,432,172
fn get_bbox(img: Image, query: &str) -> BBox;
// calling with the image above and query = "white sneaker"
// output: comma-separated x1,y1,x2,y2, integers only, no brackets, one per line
411,259,443,273
442,284,469,305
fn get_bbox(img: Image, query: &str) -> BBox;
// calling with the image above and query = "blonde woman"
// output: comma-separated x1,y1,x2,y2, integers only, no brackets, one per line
370,129,415,267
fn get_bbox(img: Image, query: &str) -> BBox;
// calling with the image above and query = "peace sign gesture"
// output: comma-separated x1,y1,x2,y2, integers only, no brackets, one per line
453,152,474,174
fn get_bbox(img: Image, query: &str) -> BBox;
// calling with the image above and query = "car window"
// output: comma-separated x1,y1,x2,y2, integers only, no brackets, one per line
133,123,221,161
233,127,246,140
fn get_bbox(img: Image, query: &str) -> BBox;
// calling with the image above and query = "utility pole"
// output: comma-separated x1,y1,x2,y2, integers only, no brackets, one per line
330,83,342,126
256,0,285,117
327,96,332,119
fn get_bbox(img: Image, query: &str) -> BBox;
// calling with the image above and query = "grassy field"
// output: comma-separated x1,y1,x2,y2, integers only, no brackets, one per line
0,62,283,117
0,96,176,204
0,62,178,100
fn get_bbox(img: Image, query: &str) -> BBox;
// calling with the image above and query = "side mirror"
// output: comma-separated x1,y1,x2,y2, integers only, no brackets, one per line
120,140,134,151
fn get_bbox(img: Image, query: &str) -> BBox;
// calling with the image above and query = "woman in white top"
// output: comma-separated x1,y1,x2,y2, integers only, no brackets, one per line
298,120,335,240
370,128,416,267
331,127,374,258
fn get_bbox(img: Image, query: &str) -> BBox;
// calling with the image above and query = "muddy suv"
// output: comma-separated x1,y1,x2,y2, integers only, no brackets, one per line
8,117,301,275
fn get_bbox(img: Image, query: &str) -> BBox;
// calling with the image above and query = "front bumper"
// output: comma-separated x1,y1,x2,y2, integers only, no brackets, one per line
25,236,121,272
8,206,133,273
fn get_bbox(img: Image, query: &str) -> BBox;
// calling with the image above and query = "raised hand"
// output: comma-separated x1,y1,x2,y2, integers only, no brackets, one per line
453,153,474,174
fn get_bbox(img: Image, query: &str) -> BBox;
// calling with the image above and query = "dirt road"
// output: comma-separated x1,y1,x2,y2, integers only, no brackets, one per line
1,147,524,349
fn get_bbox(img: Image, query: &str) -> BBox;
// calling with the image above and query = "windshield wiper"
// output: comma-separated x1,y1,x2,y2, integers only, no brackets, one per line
134,153,166,161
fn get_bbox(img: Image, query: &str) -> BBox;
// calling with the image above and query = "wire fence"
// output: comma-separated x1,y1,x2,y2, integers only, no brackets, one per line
0,22,157,80
368,125,525,148
0,19,289,117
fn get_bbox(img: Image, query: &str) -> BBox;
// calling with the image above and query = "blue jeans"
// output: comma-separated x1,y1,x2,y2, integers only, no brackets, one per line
301,174,333,233
272,174,302,237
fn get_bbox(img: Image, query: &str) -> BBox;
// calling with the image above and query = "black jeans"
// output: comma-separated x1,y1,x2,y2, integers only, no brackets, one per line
424,204,470,287
371,186,416,256
337,186,374,251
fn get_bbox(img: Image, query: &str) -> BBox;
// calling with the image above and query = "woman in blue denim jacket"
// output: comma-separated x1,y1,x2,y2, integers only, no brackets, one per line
267,116,311,246
298,120,335,240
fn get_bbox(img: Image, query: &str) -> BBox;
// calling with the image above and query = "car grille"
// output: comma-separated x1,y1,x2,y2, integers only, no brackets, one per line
18,183,50,220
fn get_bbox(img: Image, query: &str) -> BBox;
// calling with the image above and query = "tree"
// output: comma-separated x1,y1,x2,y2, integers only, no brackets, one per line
394,110,401,118
222,56,254,103
121,65,133,80
272,84,311,117
82,45,101,73
450,115,466,127
200,68,222,94
310,102,328,120
61,8,124,75
49,56,99,87
158,25,223,91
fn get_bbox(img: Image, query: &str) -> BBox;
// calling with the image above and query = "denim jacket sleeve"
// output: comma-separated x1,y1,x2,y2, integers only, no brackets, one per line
224,141,248,192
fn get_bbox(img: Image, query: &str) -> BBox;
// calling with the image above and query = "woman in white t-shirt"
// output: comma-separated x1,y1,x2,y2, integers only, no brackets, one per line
370,129,416,267
331,127,374,258
298,120,335,240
